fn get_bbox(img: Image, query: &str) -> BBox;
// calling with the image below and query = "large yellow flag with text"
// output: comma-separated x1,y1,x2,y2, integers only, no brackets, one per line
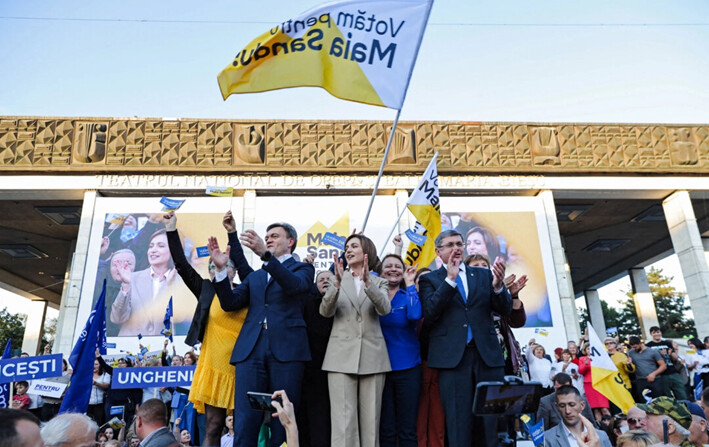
587,323,635,412
217,0,432,109
404,153,440,268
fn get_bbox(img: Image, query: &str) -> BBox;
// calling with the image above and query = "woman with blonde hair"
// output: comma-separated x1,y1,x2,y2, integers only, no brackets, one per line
526,339,553,394
616,429,661,447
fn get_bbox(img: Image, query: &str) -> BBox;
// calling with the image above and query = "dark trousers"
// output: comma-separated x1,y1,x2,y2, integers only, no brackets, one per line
437,342,504,447
88,403,106,426
298,369,331,447
380,364,423,447
233,330,304,447
634,376,664,402
662,373,687,400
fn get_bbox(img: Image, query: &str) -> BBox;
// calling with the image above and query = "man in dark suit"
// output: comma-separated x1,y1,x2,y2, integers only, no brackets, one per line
537,373,597,430
419,229,512,447
134,399,181,447
209,222,314,447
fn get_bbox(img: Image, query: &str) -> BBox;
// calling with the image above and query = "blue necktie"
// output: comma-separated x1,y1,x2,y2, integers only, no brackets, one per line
456,272,473,343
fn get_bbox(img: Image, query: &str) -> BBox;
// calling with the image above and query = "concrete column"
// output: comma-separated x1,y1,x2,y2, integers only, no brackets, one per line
584,290,606,338
21,300,48,355
538,190,581,342
663,191,709,338
242,190,257,266
54,191,98,356
629,267,660,339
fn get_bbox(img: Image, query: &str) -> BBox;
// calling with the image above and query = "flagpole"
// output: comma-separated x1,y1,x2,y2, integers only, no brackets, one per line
361,0,435,233
379,205,408,258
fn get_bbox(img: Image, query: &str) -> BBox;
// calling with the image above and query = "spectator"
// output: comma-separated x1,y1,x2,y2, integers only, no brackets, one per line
103,426,115,441
537,372,597,430
610,414,630,446
135,398,181,447
627,406,648,430
89,359,111,426
272,390,299,447
106,441,121,447
700,388,709,421
616,430,661,447
97,354,142,426
128,435,141,447
221,414,234,447
40,413,98,447
645,327,687,400
568,341,580,361
543,385,612,447
628,336,667,402
578,343,611,421
684,337,709,391
605,337,635,398
551,349,583,395
12,381,31,410
637,396,692,446
682,400,709,447
172,428,194,446
0,408,42,447
97,432,108,446
526,339,553,393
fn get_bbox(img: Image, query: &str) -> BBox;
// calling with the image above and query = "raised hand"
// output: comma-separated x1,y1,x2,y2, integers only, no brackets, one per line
100,236,110,255
207,236,230,270
240,229,266,257
446,250,462,281
222,211,236,233
491,256,506,290
509,274,528,296
304,253,316,264
403,264,417,287
504,274,516,289
162,211,177,231
270,390,297,432
117,260,132,284
361,254,371,287
574,414,602,447
393,234,403,248
332,253,344,288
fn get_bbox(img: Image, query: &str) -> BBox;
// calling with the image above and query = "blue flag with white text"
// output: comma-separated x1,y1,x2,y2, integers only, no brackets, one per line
60,280,107,413
2,339,11,359
0,338,10,408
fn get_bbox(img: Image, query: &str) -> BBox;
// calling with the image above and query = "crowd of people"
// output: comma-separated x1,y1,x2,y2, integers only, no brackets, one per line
4,212,709,447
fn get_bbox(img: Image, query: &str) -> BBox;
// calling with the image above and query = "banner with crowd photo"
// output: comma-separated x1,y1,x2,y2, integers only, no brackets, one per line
435,197,563,333
76,197,244,353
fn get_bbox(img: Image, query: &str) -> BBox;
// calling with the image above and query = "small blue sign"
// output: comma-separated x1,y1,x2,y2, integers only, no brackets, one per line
695,379,704,401
322,232,346,250
105,343,117,349
160,196,185,211
110,405,125,416
195,246,210,258
405,229,427,247
0,354,63,384
111,366,196,389
530,419,545,446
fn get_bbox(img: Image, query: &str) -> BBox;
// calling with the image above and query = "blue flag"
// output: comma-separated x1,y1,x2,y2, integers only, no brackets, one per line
59,280,107,414
695,379,704,401
529,419,545,446
2,338,11,359
0,338,10,409
161,297,173,342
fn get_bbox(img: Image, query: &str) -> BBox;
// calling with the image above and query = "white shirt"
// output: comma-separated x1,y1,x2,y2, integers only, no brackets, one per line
221,432,234,447
561,421,587,447
89,373,110,405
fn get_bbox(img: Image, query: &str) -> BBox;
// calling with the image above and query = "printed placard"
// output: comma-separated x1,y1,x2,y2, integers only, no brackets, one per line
29,380,67,398
195,246,210,258
322,232,346,250
160,196,185,211
111,366,196,389
0,354,63,384
405,229,427,247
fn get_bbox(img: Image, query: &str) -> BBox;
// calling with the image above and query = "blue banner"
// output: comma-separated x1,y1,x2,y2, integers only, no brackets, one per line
160,196,185,211
405,229,427,247
530,419,545,446
0,339,10,408
695,379,704,401
111,366,196,389
195,246,210,258
0,354,63,384
110,405,125,416
322,232,346,250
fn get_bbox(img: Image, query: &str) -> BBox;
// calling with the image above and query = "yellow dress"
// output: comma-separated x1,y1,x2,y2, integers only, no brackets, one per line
189,295,247,413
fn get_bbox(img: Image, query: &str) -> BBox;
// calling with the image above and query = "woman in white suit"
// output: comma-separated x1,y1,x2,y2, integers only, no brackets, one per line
320,234,391,447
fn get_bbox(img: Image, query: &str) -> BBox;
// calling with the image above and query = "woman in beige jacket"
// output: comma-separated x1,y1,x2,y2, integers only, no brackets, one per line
320,234,392,447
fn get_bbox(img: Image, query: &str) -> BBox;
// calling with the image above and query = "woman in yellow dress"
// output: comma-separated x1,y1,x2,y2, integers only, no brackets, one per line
164,211,252,447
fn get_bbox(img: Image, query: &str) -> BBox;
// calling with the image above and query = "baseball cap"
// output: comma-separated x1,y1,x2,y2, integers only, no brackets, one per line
638,397,692,430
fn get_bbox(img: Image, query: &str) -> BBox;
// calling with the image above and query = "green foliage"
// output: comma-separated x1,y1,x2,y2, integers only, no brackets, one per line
41,317,57,352
0,307,26,353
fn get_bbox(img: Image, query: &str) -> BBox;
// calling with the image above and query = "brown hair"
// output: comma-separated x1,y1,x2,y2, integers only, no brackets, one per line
345,234,379,271
378,254,406,288
464,253,491,268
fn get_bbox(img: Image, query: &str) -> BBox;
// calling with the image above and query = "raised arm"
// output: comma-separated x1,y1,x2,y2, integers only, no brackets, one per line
223,210,254,282
164,215,203,298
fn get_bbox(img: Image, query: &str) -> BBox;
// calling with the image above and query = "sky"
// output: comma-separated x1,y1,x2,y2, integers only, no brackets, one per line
0,1,707,322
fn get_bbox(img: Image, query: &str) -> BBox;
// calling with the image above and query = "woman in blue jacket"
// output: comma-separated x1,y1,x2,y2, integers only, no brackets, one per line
378,254,422,447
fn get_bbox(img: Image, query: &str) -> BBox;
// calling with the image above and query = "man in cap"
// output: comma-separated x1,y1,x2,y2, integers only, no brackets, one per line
637,396,693,447
681,400,709,447
627,406,648,430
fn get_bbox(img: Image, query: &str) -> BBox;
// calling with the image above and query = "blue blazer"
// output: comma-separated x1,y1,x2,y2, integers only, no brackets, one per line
213,256,314,364
420,265,512,369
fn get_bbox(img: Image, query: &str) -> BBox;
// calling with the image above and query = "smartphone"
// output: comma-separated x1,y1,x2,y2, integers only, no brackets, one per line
246,392,281,412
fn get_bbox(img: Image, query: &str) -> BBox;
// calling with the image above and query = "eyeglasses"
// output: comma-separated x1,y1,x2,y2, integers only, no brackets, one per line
604,342,615,345
438,242,464,249
627,417,645,425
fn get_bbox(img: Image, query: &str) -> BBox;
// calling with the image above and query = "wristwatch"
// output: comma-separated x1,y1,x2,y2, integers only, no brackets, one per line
261,250,272,262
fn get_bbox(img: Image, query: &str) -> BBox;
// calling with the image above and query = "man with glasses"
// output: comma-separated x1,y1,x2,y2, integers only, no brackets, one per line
419,229,512,447
626,406,648,430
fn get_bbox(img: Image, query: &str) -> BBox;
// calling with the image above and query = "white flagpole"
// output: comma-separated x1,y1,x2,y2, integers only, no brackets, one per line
379,205,408,258
360,0,435,233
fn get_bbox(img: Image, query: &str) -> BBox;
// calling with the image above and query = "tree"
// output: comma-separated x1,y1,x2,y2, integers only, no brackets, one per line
41,317,57,352
578,299,640,342
0,307,26,354
644,267,695,338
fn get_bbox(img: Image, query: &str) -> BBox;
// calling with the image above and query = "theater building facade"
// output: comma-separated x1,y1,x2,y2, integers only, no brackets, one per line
0,116,708,354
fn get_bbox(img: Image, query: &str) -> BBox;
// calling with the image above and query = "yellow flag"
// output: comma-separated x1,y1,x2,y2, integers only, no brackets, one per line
404,153,440,268
587,323,635,412
218,0,432,109
205,186,234,197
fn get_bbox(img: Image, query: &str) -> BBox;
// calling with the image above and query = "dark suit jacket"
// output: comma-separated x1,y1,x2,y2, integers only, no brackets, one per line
536,392,597,431
420,265,512,369
166,230,252,346
543,422,612,447
213,256,314,364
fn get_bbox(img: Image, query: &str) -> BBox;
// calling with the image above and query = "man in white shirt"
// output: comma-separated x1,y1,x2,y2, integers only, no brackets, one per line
220,415,234,447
